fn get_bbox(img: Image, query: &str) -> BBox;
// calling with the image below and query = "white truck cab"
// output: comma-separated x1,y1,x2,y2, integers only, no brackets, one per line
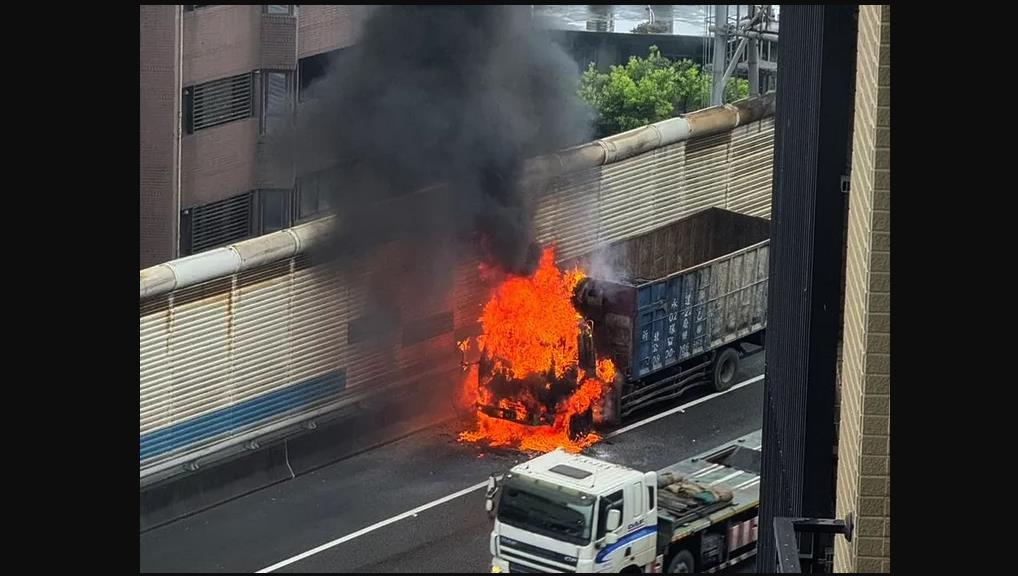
487,449,661,573
486,431,764,574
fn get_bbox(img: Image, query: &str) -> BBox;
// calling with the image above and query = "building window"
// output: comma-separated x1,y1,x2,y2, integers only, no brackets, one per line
298,47,346,104
184,5,214,11
180,192,255,256
179,189,297,255
258,189,293,234
260,71,293,135
296,166,339,222
265,5,292,15
184,73,254,133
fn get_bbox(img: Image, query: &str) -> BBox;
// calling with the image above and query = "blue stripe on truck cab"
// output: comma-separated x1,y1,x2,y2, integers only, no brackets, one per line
595,526,658,563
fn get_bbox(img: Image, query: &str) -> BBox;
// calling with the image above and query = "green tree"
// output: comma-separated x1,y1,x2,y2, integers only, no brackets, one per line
578,46,751,139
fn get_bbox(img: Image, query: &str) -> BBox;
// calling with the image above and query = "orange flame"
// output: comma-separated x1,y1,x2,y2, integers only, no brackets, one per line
459,247,616,453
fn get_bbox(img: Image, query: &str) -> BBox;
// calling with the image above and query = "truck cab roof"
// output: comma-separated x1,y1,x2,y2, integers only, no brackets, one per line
510,448,643,495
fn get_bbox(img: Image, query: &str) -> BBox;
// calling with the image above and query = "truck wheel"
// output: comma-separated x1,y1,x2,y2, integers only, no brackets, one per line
713,347,740,392
667,550,695,573
602,380,623,428
568,408,594,440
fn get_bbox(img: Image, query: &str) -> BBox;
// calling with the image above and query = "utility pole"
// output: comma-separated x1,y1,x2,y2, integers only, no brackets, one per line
710,5,777,101
711,4,728,106
747,5,760,96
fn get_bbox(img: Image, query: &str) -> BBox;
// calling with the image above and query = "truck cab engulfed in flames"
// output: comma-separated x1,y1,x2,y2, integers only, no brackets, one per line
475,316,602,435
465,271,631,442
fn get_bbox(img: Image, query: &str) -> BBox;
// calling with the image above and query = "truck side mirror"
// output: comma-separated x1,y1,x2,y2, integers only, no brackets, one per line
485,474,503,518
604,532,618,545
606,508,621,532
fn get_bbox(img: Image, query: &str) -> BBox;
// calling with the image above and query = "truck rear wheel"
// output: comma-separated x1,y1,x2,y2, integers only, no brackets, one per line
599,379,622,428
713,347,740,392
667,550,695,573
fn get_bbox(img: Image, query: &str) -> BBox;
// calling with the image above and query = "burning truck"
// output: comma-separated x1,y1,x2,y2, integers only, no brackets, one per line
460,207,770,452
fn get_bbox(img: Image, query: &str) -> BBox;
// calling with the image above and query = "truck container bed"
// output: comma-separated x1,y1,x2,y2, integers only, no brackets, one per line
570,207,770,382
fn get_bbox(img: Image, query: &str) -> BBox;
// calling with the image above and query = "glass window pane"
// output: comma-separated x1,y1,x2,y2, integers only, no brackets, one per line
262,190,286,232
266,72,289,116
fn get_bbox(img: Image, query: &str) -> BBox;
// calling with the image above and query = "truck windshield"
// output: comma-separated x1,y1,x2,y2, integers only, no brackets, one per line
496,477,594,545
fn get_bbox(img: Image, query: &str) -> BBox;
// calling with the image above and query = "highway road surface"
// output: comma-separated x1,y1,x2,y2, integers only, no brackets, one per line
140,352,765,573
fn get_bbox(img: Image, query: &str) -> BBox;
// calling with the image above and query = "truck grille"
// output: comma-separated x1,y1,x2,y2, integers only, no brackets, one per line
509,562,544,573
501,547,577,572
496,541,578,569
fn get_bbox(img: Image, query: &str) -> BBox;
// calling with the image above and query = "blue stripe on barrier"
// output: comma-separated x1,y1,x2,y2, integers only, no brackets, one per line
140,368,346,461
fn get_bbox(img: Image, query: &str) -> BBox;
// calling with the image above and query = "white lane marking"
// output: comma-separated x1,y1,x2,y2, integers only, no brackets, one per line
256,481,487,573
604,374,763,439
258,372,765,572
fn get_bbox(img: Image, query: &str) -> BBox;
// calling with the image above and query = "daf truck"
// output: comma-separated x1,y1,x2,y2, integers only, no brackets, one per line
485,430,762,573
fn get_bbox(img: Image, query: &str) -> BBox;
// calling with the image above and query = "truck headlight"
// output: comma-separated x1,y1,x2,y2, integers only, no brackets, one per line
491,565,503,573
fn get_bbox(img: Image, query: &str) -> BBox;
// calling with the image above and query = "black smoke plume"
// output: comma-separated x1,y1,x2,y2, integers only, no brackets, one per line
292,5,592,277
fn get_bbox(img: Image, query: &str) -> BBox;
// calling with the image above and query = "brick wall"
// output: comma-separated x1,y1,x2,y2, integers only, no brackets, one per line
298,5,372,58
140,5,180,268
834,5,890,573
180,118,259,209
261,13,297,70
182,5,261,86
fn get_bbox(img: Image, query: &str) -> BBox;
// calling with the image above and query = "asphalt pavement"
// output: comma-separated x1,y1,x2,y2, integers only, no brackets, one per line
140,352,765,573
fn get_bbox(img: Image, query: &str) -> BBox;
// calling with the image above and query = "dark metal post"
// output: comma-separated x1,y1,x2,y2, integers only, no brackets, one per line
757,5,858,572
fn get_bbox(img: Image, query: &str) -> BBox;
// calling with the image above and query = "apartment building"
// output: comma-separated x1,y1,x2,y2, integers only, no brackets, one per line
140,5,373,268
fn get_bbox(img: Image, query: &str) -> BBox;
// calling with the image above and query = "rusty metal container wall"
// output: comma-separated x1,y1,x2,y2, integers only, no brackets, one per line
631,239,769,378
706,242,770,347
139,110,776,480
564,208,769,380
